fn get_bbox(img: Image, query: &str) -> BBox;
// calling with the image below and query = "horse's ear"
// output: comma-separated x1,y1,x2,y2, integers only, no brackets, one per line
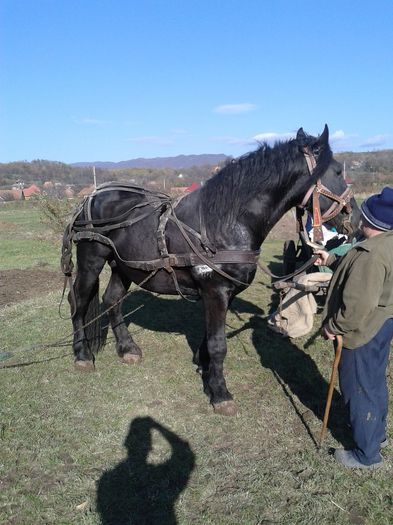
296,127,306,143
318,124,329,145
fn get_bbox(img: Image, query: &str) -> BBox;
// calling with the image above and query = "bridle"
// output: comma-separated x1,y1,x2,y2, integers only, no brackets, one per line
298,146,354,243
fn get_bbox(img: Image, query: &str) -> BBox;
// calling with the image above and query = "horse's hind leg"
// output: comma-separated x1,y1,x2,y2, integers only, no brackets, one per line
71,243,109,371
102,266,143,364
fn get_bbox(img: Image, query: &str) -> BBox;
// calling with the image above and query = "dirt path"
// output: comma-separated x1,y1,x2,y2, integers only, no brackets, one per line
0,269,64,308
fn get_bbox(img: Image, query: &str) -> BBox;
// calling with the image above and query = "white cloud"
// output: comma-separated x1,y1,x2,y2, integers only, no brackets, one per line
252,131,294,143
330,130,346,141
211,131,295,148
213,103,257,115
126,136,174,145
327,130,391,152
329,130,360,151
360,134,390,149
212,128,392,153
329,130,351,149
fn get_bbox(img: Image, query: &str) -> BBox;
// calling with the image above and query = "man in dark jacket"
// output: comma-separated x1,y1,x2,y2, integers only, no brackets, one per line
321,187,393,469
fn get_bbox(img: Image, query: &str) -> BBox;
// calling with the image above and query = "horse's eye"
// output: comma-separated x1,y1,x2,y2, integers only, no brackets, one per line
313,146,320,157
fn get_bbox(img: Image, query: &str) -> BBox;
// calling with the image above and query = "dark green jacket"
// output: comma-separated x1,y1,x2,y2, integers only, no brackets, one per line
322,231,393,349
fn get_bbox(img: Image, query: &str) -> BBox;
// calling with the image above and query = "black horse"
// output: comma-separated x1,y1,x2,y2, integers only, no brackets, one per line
62,125,360,415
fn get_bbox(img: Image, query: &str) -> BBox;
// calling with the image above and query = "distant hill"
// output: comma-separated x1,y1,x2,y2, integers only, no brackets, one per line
71,153,229,170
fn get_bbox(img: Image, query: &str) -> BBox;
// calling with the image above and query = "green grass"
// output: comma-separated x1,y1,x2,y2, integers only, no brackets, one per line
1,203,393,525
0,238,60,270
0,203,60,269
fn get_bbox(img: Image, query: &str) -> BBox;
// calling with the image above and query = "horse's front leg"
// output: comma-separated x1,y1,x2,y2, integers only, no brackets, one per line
102,266,143,364
201,287,237,416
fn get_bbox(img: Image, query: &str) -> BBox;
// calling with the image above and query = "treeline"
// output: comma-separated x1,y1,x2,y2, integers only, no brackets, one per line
1,150,393,193
0,160,98,187
336,150,393,192
0,159,218,191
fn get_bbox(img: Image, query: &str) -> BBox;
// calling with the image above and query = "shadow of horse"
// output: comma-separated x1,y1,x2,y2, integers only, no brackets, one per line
105,290,264,358
228,314,352,448
104,291,351,448
96,416,195,525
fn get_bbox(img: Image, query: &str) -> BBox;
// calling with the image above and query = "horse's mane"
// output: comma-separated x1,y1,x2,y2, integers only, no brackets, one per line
200,135,332,232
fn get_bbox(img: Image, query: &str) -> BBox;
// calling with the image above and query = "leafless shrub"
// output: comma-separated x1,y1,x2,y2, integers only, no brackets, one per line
38,195,76,236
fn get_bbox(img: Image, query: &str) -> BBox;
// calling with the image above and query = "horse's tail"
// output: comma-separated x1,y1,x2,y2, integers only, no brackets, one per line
60,202,106,355
61,200,84,278
61,227,106,355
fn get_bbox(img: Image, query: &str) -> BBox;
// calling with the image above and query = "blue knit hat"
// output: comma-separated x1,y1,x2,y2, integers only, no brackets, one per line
361,187,393,231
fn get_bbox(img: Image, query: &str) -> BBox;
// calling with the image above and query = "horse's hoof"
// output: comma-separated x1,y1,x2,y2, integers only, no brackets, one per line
74,360,95,372
212,400,238,416
120,353,142,365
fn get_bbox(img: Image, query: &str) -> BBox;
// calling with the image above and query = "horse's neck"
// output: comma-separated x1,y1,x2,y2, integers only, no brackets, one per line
199,157,311,249
235,174,309,247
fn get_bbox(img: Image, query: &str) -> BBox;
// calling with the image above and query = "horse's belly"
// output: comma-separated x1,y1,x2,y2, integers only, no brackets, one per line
122,266,199,296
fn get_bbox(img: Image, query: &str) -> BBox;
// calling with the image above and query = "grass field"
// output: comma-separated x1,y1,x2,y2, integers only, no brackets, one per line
1,202,392,525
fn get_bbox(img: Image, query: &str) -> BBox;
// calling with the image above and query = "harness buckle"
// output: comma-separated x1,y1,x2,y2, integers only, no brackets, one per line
162,255,177,272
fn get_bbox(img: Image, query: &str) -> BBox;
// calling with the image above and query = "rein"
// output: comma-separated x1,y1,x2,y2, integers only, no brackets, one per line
257,254,319,283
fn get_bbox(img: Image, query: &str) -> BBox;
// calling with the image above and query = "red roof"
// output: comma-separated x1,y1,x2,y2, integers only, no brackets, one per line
23,184,41,197
185,182,201,193
0,189,24,201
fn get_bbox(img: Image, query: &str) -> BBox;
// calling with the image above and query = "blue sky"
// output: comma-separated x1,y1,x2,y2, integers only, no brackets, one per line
1,0,392,163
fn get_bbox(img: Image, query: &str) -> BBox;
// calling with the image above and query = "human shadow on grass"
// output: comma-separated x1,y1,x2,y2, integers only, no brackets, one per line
96,416,195,525
228,314,352,449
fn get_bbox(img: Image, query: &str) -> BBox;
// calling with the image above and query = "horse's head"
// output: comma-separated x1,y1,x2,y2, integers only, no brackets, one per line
296,125,361,240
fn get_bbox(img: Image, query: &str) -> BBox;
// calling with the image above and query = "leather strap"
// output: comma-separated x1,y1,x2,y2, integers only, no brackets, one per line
312,188,324,243
73,230,259,271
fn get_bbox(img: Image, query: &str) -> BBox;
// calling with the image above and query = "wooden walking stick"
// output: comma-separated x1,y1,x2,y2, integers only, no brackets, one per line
319,334,343,448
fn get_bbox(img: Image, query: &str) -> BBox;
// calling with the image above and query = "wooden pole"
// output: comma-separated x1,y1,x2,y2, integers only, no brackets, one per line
319,335,343,448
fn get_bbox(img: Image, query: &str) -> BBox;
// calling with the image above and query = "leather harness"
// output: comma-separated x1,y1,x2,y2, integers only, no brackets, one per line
62,150,353,296
62,183,260,299
299,146,354,243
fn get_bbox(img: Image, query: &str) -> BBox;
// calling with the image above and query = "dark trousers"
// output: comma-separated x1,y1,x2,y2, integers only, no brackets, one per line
339,318,393,465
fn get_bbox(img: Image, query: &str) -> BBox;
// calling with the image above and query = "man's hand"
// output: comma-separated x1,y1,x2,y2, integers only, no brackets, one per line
321,324,336,340
314,250,330,266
